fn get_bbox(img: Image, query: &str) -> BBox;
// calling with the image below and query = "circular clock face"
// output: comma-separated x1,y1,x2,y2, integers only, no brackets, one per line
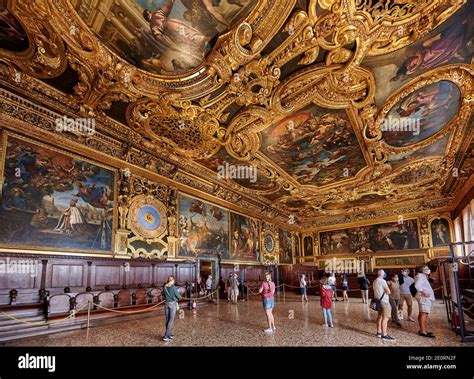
129,196,167,240
264,234,275,253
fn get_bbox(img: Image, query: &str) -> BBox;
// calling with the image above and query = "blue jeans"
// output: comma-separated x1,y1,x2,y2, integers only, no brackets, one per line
263,297,274,310
164,302,177,338
322,308,333,325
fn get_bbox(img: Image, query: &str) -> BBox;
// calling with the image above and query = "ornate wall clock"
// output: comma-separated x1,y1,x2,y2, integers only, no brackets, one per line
128,195,168,242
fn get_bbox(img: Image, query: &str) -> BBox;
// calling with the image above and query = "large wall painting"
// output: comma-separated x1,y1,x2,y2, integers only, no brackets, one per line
0,136,116,252
278,229,292,264
230,212,259,262
178,193,229,258
364,1,474,106
429,217,452,247
303,235,313,257
319,219,420,255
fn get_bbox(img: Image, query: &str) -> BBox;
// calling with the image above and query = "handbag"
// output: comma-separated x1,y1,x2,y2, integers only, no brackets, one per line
369,292,385,311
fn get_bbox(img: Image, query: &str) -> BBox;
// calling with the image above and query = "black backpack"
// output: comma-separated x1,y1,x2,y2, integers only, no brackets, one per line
409,282,417,297
397,273,404,286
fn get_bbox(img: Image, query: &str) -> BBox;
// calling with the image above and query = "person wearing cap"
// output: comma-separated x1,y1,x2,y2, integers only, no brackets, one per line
415,265,436,338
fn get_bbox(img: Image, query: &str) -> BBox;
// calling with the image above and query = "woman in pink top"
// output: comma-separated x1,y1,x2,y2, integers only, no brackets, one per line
259,272,276,333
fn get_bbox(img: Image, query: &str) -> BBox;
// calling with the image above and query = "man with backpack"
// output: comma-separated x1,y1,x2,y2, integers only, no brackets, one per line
373,269,395,340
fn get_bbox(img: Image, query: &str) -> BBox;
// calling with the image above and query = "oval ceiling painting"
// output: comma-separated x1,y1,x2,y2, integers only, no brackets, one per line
73,0,256,75
382,80,461,147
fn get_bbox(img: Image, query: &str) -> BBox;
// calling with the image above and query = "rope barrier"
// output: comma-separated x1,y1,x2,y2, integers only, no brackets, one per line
462,303,474,312
181,289,218,301
92,288,219,314
93,300,165,314
0,302,89,326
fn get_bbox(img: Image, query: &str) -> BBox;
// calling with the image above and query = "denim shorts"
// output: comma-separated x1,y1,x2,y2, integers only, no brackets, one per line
263,297,274,310
300,287,307,295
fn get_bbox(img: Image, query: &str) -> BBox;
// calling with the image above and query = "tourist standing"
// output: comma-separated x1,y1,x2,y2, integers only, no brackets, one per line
342,274,349,301
388,273,402,327
399,268,415,321
206,275,213,302
320,277,334,327
162,275,181,342
230,273,240,304
328,272,338,301
373,269,395,340
226,273,233,302
259,272,276,333
358,274,370,304
415,265,436,338
300,274,309,302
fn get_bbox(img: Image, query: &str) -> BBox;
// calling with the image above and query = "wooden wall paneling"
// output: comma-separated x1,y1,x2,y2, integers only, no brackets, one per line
91,262,123,290
0,255,40,304
46,259,87,292
154,264,174,286
128,264,152,287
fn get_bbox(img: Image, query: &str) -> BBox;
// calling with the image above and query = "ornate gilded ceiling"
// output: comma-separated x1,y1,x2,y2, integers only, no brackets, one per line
0,0,473,230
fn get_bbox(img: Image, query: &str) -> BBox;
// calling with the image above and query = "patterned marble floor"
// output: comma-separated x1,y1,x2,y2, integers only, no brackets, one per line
6,294,473,347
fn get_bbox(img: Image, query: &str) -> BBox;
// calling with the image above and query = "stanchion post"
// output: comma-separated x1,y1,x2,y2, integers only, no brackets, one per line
283,283,286,300
87,301,91,330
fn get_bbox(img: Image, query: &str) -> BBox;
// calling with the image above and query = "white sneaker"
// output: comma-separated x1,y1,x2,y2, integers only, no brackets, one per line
407,317,415,322
263,328,274,333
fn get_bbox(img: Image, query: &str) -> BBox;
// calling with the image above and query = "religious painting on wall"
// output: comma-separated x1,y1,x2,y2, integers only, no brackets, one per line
303,235,313,257
430,217,452,247
278,229,293,264
294,235,301,257
177,193,229,258
73,0,256,76
0,136,116,252
0,0,29,51
382,81,461,147
319,219,420,255
364,1,474,106
259,105,366,187
230,212,259,262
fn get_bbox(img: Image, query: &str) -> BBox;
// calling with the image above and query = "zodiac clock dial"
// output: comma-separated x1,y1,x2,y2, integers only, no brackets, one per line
128,196,167,240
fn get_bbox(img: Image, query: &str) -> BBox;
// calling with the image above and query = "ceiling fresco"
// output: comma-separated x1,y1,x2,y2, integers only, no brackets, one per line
72,0,257,75
363,0,474,106
382,80,461,147
0,0,472,230
259,106,367,187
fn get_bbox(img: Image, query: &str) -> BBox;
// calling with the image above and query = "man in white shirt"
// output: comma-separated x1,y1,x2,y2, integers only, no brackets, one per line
373,269,395,340
415,265,436,338
398,269,415,321
206,275,213,303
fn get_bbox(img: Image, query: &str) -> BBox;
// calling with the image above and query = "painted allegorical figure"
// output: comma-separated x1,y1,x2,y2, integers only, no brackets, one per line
54,198,88,235
135,0,253,73
390,19,469,83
